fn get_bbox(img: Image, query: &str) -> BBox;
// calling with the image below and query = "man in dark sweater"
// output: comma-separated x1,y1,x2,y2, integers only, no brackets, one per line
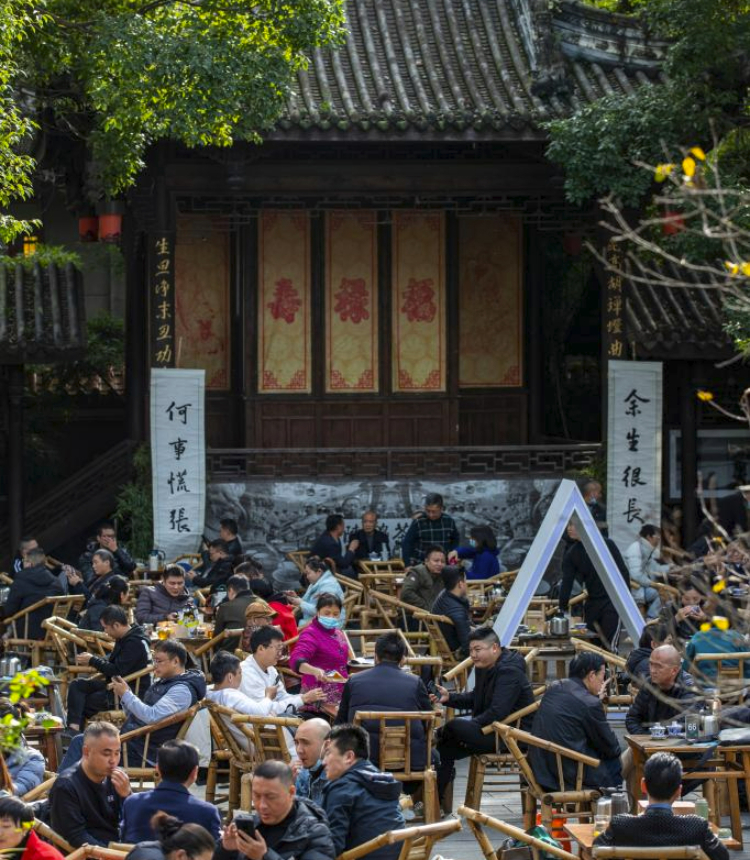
432,626,534,807
1,546,63,639
66,606,152,732
50,721,132,848
431,565,472,658
310,514,358,577
78,521,136,583
558,522,630,649
625,645,696,734
190,539,233,595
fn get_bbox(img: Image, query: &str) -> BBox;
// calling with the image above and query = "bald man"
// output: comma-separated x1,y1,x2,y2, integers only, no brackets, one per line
294,718,331,806
626,645,697,734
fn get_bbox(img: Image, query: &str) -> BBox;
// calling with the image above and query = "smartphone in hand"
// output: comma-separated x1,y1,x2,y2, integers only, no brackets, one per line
233,812,256,839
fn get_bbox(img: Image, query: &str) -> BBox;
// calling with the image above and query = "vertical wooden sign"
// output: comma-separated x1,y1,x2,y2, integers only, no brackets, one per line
150,232,176,367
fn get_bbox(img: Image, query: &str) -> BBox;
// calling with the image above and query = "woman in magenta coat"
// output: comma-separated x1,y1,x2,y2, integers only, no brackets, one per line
289,593,349,713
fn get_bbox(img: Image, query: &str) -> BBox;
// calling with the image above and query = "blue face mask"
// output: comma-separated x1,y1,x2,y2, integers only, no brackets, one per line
318,615,341,630
469,538,476,548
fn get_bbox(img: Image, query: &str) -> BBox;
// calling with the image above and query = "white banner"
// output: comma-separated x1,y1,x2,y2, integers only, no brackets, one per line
150,368,206,559
607,360,663,552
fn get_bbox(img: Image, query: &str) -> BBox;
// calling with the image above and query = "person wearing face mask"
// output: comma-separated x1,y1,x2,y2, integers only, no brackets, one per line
290,594,349,715
447,525,503,580
286,557,345,628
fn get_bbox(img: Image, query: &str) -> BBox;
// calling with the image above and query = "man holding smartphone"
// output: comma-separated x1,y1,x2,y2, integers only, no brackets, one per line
216,760,334,860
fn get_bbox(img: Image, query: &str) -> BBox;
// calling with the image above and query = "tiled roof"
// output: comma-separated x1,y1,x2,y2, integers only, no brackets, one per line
624,259,733,360
277,0,668,137
0,262,86,363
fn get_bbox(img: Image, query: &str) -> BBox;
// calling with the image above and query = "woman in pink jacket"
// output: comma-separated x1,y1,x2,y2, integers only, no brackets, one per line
290,593,349,714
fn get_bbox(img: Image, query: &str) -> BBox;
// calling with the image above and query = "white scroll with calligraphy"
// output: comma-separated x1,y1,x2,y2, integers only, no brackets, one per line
607,360,663,553
150,368,206,559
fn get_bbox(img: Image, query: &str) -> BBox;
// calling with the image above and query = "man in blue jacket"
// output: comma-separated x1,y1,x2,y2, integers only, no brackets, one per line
121,740,220,841
322,725,404,860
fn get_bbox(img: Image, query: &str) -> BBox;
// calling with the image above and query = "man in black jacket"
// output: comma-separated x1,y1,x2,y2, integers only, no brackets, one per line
78,521,136,583
558,522,630,649
594,752,728,860
190,539,233,595
335,632,433,769
66,606,152,732
349,511,390,561
50,721,132,848
310,514,358,577
1,546,63,638
530,652,622,791
431,565,472,658
432,626,534,807
625,645,696,734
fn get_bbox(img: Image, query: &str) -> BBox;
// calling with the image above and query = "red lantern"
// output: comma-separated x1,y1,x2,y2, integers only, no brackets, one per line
78,216,98,242
98,214,122,243
662,210,684,235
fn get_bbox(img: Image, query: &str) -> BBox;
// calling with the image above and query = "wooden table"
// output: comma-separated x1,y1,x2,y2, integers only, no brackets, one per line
625,735,746,847
564,821,741,857
515,633,595,681
26,724,64,770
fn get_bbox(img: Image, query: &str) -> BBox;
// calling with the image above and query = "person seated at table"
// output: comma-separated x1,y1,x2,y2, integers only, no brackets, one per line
530,652,622,792
309,514,358,578
431,565,473,658
239,598,277,653
287,557,345,628
432,626,534,810
401,544,447,614
335,631,432,770
80,574,129,631
189,540,233,595
625,645,697,735
349,511,391,562
0,546,64,639
70,548,121,607
448,525,503,580
659,574,713,644
626,623,672,683
593,752,729,860
0,796,65,860
136,565,193,625
215,761,335,860
121,740,221,842
240,626,325,714
66,605,152,733
266,565,300,641
78,521,136,583
206,651,296,758
686,614,750,681
218,516,243,560
290,594,349,714
126,811,215,860
50,721,132,848
294,718,331,806
322,724,404,860
0,700,44,796
212,574,254,651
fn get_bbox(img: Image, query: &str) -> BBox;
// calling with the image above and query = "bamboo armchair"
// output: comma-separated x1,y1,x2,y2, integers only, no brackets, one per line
464,699,542,811
493,722,602,829
337,818,462,860
64,845,129,860
35,819,74,855
411,610,462,676
458,806,578,860
353,710,439,823
230,713,301,809
286,550,310,574
4,595,85,665
23,773,57,802
207,702,255,815
89,664,155,725
191,627,245,674
593,849,709,860
571,638,628,670
691,651,750,693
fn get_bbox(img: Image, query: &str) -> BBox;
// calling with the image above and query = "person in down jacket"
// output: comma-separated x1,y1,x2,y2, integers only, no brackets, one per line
321,725,404,860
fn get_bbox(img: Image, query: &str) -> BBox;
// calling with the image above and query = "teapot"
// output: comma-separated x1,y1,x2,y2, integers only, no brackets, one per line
549,613,569,636
0,656,23,678
149,548,166,573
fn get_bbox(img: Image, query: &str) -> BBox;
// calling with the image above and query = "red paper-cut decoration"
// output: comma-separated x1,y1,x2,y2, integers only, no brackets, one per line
401,277,436,323
334,277,369,324
267,278,302,323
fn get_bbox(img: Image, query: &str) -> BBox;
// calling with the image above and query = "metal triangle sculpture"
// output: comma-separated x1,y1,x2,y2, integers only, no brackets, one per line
493,478,644,646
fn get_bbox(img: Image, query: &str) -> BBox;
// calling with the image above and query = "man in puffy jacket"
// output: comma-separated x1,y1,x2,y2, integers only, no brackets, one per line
322,725,404,860
216,760,335,860
624,525,670,620
432,626,534,809
135,565,193,624
66,606,152,733
1,546,63,639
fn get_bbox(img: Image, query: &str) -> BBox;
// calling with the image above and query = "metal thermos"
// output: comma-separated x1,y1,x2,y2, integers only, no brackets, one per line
610,791,629,817
549,613,569,636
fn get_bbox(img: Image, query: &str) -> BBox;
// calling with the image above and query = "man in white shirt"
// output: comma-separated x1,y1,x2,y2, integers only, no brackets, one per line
240,626,324,714
207,651,296,758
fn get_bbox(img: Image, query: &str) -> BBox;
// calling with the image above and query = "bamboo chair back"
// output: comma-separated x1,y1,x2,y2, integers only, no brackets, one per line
337,818,462,860
230,713,301,764
286,550,310,573
353,711,436,780
458,805,578,860
593,849,709,860
192,627,245,674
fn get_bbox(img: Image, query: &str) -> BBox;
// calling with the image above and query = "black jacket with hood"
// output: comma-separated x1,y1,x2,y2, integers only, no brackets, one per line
2,563,64,638
88,624,152,696
322,759,405,860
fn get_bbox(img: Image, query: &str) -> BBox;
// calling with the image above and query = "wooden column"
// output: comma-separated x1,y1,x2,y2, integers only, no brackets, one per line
125,213,146,442
680,361,698,545
526,226,543,442
7,365,24,555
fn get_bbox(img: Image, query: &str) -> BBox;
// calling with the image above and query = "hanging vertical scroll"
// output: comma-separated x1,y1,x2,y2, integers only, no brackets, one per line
175,215,230,389
258,211,311,393
150,233,176,367
392,211,445,392
325,211,378,392
458,214,523,387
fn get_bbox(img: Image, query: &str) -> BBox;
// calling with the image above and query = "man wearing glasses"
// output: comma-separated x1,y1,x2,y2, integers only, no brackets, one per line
431,626,534,812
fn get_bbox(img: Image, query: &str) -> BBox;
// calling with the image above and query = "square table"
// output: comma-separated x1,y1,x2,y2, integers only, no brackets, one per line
564,821,741,858
625,735,746,846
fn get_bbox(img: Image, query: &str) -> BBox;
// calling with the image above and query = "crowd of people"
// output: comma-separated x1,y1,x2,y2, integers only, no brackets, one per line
0,483,749,860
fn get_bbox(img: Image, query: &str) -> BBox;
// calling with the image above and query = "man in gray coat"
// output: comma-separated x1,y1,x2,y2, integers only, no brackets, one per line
135,566,192,624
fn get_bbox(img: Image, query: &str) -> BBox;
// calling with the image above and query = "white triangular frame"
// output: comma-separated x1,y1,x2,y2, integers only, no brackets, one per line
492,478,644,646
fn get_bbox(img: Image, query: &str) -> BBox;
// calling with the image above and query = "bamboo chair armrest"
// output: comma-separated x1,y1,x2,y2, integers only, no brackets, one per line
192,628,244,656
482,700,541,735
494,724,601,767
593,849,707,860
355,711,437,721
545,591,588,617
105,665,153,690
457,806,578,860
412,610,453,625
34,820,74,855
120,703,200,742
336,820,462,860
4,597,51,623
23,776,56,802
693,651,750,662
443,656,473,682
231,714,302,727
107,844,136,853
542,789,600,804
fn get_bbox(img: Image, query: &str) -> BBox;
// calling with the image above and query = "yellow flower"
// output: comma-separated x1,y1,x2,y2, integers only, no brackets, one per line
725,261,741,276
713,579,726,593
713,616,730,631
689,147,706,161
700,622,712,632
682,157,696,178
654,163,675,182
697,390,714,401
742,262,750,277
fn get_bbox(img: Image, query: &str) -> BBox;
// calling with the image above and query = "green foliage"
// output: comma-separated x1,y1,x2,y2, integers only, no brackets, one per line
0,670,50,759
0,242,82,270
114,443,153,559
